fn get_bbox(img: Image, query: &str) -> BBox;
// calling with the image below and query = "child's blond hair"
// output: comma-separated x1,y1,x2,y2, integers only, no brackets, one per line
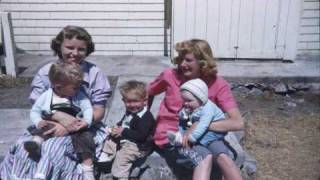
49,62,83,86
119,80,147,100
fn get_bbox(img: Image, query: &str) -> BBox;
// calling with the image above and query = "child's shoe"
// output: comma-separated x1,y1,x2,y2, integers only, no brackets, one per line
167,131,183,146
81,164,95,180
24,141,41,162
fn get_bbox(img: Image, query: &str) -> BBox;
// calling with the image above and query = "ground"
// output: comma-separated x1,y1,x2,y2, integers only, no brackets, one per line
0,76,319,180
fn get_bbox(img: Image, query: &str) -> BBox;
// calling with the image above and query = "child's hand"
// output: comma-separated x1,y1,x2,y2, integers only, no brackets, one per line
105,127,112,136
111,126,123,138
37,120,49,129
182,133,190,148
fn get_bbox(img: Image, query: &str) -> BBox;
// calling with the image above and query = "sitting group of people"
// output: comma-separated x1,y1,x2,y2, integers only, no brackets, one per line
0,25,244,180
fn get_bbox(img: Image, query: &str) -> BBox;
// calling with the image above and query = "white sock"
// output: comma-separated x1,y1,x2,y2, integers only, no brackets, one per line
33,136,44,145
81,164,94,180
174,132,183,145
167,131,182,146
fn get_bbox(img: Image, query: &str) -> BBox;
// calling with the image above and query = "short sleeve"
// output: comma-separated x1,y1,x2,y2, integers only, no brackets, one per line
29,64,52,104
215,82,237,112
90,70,112,107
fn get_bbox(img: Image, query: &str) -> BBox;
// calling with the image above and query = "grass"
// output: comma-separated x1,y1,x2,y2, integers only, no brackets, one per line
0,75,32,88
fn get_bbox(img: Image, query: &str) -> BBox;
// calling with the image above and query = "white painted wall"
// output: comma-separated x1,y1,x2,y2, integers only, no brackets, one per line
0,0,169,56
172,0,302,60
297,0,320,55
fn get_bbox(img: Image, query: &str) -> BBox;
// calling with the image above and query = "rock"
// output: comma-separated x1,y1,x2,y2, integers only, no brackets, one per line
287,84,297,94
291,83,311,91
244,83,257,90
248,87,264,96
235,85,250,94
241,151,258,176
273,83,288,95
286,102,297,107
225,132,246,167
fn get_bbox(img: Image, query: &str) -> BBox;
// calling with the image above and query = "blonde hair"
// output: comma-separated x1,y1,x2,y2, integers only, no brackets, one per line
119,80,147,100
173,39,218,77
49,62,83,86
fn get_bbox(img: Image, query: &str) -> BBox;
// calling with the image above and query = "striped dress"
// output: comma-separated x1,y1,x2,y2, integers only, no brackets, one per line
0,60,112,180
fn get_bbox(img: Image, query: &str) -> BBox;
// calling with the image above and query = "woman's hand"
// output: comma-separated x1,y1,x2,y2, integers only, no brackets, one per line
74,119,89,131
37,120,50,129
43,121,69,137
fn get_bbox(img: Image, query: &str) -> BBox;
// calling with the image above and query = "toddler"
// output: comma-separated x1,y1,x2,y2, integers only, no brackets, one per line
24,62,95,180
98,80,155,179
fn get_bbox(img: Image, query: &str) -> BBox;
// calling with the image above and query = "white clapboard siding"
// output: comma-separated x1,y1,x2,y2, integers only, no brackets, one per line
173,0,301,60
297,0,320,55
1,0,163,3
0,0,170,56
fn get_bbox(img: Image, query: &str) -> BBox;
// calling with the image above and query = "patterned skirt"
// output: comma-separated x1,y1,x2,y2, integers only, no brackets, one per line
0,123,107,180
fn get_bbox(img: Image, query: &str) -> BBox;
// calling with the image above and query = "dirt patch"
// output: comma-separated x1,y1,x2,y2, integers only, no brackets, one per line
0,76,33,108
0,76,319,179
234,90,320,180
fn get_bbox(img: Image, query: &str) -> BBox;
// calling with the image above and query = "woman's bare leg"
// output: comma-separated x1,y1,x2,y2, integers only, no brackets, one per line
217,153,242,180
193,154,213,180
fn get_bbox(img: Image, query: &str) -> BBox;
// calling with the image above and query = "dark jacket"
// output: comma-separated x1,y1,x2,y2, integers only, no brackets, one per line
116,110,155,151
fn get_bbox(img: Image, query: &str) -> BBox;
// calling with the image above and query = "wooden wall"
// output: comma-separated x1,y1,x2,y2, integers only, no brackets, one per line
0,0,170,56
297,0,320,55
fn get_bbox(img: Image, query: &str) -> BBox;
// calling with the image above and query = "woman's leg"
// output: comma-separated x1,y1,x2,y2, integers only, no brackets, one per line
193,154,213,180
207,140,242,180
1,133,39,179
35,136,82,180
216,153,242,180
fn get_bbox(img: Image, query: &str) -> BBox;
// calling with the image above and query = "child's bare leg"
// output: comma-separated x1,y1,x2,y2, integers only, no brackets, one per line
216,153,242,180
51,111,78,128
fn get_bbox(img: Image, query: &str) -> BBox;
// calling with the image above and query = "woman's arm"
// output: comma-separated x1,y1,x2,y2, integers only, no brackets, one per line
92,105,106,123
208,107,244,132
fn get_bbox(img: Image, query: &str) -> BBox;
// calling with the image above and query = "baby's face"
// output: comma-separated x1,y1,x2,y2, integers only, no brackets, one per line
122,91,146,114
54,82,80,98
181,90,202,111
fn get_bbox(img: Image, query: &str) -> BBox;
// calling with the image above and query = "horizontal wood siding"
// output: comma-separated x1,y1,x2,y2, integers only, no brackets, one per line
0,0,169,56
298,0,320,55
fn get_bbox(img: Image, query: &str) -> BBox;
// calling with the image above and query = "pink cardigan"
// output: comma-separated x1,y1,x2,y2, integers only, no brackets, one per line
148,68,237,147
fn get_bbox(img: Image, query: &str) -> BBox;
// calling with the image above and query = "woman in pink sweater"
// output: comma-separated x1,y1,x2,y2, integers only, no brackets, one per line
148,39,243,180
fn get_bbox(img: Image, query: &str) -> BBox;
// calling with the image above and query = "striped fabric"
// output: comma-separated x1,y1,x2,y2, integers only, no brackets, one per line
0,123,107,180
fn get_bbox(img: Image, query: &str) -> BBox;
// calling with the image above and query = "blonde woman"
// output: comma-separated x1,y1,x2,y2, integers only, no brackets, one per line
148,39,243,180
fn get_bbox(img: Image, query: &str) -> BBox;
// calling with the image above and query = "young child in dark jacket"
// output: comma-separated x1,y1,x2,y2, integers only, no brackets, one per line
98,80,155,179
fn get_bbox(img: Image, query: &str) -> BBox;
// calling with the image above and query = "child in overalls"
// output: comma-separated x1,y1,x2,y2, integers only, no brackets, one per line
25,62,95,180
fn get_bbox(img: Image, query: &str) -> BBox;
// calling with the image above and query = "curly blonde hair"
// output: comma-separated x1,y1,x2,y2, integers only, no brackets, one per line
173,39,218,77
